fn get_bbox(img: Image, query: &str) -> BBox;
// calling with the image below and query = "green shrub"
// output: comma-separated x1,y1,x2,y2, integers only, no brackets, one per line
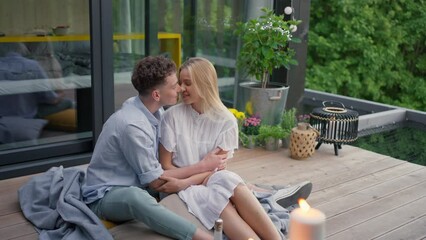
281,108,297,133
258,125,290,141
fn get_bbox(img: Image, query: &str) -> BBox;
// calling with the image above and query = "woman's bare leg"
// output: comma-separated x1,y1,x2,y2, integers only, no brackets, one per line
220,202,260,240
231,184,281,240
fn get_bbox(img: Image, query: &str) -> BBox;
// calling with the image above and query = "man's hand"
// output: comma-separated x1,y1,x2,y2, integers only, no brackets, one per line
149,178,167,190
153,175,188,193
199,148,227,171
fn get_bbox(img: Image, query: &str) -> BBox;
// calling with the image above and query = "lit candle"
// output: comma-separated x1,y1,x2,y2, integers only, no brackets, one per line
289,199,326,240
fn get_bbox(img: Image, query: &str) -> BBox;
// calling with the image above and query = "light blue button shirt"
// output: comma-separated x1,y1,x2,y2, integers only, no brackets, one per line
82,96,164,204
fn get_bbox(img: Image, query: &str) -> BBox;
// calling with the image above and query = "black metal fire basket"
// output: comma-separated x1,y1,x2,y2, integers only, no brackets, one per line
309,101,359,156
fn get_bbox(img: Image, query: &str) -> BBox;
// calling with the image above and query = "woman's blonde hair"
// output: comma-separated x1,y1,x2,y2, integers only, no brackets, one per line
179,57,232,119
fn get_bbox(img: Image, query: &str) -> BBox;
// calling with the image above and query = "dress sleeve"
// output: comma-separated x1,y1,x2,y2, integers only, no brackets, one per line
160,111,176,153
215,118,239,159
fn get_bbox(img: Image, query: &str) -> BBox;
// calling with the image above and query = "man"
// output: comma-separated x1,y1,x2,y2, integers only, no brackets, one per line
82,56,225,240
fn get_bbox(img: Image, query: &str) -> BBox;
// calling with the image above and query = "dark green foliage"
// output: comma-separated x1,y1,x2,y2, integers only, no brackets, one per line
351,127,426,166
307,0,426,111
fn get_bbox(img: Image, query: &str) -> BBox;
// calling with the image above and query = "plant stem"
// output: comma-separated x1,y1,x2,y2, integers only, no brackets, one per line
262,70,269,88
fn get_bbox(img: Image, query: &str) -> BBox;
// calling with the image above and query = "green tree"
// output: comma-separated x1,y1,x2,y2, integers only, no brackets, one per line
307,0,426,111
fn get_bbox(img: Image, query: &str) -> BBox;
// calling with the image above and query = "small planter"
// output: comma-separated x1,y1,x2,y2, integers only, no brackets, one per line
246,135,257,149
240,132,258,149
282,137,290,148
264,137,279,151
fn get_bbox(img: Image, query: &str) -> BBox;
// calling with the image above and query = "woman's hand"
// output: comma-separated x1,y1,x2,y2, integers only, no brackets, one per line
199,148,228,171
217,161,227,170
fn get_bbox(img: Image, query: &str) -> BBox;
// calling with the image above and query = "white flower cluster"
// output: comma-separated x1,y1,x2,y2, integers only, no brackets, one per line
248,22,292,39
236,7,300,87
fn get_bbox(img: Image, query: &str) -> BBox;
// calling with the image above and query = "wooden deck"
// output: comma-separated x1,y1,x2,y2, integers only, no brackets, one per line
228,145,426,240
1,144,425,239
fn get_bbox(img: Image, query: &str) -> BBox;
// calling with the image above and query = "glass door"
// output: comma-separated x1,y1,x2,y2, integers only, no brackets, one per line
112,0,144,109
112,0,252,108
0,0,92,163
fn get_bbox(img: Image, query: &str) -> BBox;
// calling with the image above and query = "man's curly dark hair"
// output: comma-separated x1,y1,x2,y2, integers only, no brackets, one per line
131,56,176,96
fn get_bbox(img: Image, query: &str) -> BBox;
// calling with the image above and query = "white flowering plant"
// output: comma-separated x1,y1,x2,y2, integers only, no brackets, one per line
235,8,301,88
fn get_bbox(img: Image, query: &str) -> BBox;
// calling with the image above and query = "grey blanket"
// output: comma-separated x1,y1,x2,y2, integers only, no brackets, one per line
253,190,290,240
18,166,113,240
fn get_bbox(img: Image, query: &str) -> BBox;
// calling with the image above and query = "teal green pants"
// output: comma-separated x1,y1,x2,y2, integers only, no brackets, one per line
88,186,196,240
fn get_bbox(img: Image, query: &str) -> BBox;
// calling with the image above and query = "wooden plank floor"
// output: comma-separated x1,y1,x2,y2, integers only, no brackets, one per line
1,144,425,240
228,144,426,240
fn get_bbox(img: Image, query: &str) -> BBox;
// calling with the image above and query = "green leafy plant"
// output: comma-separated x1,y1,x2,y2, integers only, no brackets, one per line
281,108,297,132
235,7,301,88
258,125,289,142
307,0,426,111
239,132,256,148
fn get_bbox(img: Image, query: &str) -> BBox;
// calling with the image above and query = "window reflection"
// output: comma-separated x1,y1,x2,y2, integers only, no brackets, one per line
113,0,145,109
0,43,69,143
0,0,91,151
113,0,247,108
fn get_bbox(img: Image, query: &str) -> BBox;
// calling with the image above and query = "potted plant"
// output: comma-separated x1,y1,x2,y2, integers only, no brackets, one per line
229,108,259,149
281,108,297,148
297,113,311,130
258,125,289,151
240,115,262,149
228,108,246,127
235,7,301,125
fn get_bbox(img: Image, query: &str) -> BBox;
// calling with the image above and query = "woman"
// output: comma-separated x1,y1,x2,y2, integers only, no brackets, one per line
159,57,282,240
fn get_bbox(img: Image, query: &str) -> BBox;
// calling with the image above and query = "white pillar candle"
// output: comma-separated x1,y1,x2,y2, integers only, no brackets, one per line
289,199,326,240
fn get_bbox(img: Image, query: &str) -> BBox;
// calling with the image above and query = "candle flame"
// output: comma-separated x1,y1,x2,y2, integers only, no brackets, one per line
299,199,311,212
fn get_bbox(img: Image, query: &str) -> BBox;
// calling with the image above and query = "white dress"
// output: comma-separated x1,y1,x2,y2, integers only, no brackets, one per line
161,103,241,229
